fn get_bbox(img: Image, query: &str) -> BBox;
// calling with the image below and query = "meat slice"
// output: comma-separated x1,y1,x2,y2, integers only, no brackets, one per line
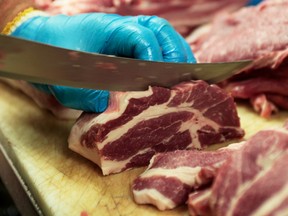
188,0,288,117
0,79,81,120
132,142,243,210
185,127,288,216
68,80,244,175
133,124,288,215
210,128,288,216
189,0,288,65
224,76,288,117
34,0,248,36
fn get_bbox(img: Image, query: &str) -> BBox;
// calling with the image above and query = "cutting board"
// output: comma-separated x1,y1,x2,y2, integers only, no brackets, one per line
0,81,288,216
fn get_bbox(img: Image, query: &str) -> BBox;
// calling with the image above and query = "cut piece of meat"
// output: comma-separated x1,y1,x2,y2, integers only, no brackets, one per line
189,0,288,65
188,189,212,216
0,79,81,120
224,77,288,99
68,80,244,175
132,142,243,210
34,0,248,36
133,124,288,215
224,76,288,117
266,94,288,110
185,126,288,216
221,62,288,118
187,0,288,117
210,127,288,216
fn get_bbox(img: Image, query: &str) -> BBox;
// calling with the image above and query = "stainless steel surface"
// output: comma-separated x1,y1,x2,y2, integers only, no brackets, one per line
0,35,252,91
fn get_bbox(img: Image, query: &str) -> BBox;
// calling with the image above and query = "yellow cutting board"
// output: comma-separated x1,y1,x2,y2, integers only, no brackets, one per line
0,81,287,216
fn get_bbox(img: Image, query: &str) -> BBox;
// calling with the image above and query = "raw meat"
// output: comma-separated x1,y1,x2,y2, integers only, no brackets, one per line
187,0,288,117
186,127,288,216
132,142,243,210
210,128,288,216
224,76,288,117
132,123,288,215
34,0,249,36
189,0,288,64
68,80,244,175
0,79,81,120
188,189,212,216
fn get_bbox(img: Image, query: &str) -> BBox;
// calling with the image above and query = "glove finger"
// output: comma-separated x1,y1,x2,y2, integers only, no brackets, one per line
103,22,164,62
178,33,197,63
135,16,189,63
48,85,110,113
132,27,164,61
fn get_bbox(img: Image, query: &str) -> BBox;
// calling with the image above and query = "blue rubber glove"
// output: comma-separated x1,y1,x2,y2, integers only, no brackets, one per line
11,13,196,112
247,0,263,6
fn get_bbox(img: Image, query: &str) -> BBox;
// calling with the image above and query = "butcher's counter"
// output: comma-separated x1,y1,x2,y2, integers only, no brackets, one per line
0,81,288,216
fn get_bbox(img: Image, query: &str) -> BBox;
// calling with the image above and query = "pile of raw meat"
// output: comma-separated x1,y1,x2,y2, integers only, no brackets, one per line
132,124,288,215
188,0,288,118
34,0,248,36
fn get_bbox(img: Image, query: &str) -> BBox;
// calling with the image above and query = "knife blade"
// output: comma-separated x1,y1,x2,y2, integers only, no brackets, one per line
0,35,252,91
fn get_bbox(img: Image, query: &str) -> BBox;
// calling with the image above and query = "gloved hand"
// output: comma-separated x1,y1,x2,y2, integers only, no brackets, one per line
11,12,196,112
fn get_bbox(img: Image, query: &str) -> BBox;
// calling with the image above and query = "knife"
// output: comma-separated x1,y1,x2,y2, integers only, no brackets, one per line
0,34,252,91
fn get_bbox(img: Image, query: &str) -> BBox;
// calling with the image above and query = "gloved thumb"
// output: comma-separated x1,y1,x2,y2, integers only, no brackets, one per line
48,86,110,113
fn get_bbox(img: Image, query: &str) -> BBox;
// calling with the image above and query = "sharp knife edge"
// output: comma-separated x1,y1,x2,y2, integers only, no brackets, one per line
0,35,252,91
